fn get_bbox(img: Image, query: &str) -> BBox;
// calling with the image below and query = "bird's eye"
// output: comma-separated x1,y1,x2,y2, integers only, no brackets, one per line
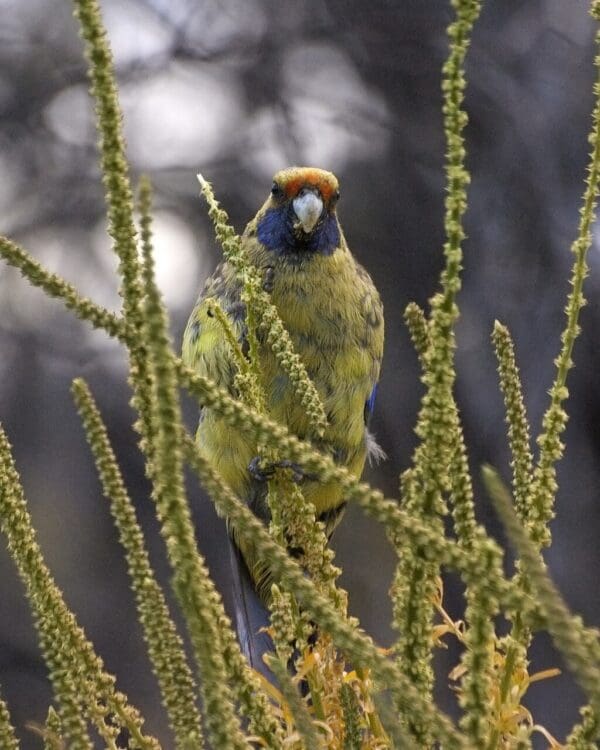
271,182,283,198
331,189,340,205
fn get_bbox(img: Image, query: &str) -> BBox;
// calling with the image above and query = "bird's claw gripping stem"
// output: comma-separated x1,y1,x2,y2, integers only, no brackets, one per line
248,456,276,482
248,457,316,484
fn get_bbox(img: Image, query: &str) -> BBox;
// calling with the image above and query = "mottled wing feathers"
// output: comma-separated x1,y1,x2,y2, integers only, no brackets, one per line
354,257,383,415
354,259,384,464
182,261,246,390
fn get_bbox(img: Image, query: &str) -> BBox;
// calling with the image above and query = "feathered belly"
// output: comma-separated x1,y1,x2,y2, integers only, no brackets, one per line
264,329,372,457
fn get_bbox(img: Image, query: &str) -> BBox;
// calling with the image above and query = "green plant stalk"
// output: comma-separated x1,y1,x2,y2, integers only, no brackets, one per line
484,466,600,719
448,408,493,740
354,667,388,741
447,405,477,544
484,633,527,750
416,0,482,478
403,302,430,365
393,5,482,734
0,237,123,337
303,662,326,722
0,425,159,749
491,322,534,520
138,179,283,747
340,683,361,750
277,477,343,603
268,475,344,730
266,656,323,750
529,16,600,549
138,191,250,750
72,378,204,750
488,9,600,734
373,694,420,750
391,536,437,741
459,538,500,745
438,0,479,322
490,321,536,745
405,302,478,542
241,273,270,421
72,0,144,334
208,294,269,416
0,691,19,750
209,299,254,383
42,707,63,750
566,704,600,749
448,461,496,740
405,301,489,745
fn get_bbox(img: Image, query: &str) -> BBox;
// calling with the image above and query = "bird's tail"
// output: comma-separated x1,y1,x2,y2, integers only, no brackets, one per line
229,536,275,683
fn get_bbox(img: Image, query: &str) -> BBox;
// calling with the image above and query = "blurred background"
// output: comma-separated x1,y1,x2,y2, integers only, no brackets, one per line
1,0,599,746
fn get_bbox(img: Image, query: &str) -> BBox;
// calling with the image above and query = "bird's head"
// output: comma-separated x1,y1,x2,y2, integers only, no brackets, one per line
255,167,341,257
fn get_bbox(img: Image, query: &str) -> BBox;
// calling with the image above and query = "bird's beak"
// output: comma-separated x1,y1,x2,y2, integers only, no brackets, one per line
292,189,323,233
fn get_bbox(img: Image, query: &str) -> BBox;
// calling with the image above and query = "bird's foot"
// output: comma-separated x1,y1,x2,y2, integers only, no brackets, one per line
276,459,317,483
248,456,276,482
248,457,316,484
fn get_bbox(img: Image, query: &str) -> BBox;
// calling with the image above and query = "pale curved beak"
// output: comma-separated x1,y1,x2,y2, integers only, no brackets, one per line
292,190,323,233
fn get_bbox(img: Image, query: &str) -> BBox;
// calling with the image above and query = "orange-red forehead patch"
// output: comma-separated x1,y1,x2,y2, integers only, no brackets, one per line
274,167,339,203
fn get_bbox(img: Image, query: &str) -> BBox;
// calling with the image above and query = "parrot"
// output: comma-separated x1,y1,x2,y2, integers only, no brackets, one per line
183,166,384,672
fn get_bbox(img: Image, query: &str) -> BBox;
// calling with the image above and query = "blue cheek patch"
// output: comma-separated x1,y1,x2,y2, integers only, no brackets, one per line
318,214,340,255
257,206,340,256
257,206,295,252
